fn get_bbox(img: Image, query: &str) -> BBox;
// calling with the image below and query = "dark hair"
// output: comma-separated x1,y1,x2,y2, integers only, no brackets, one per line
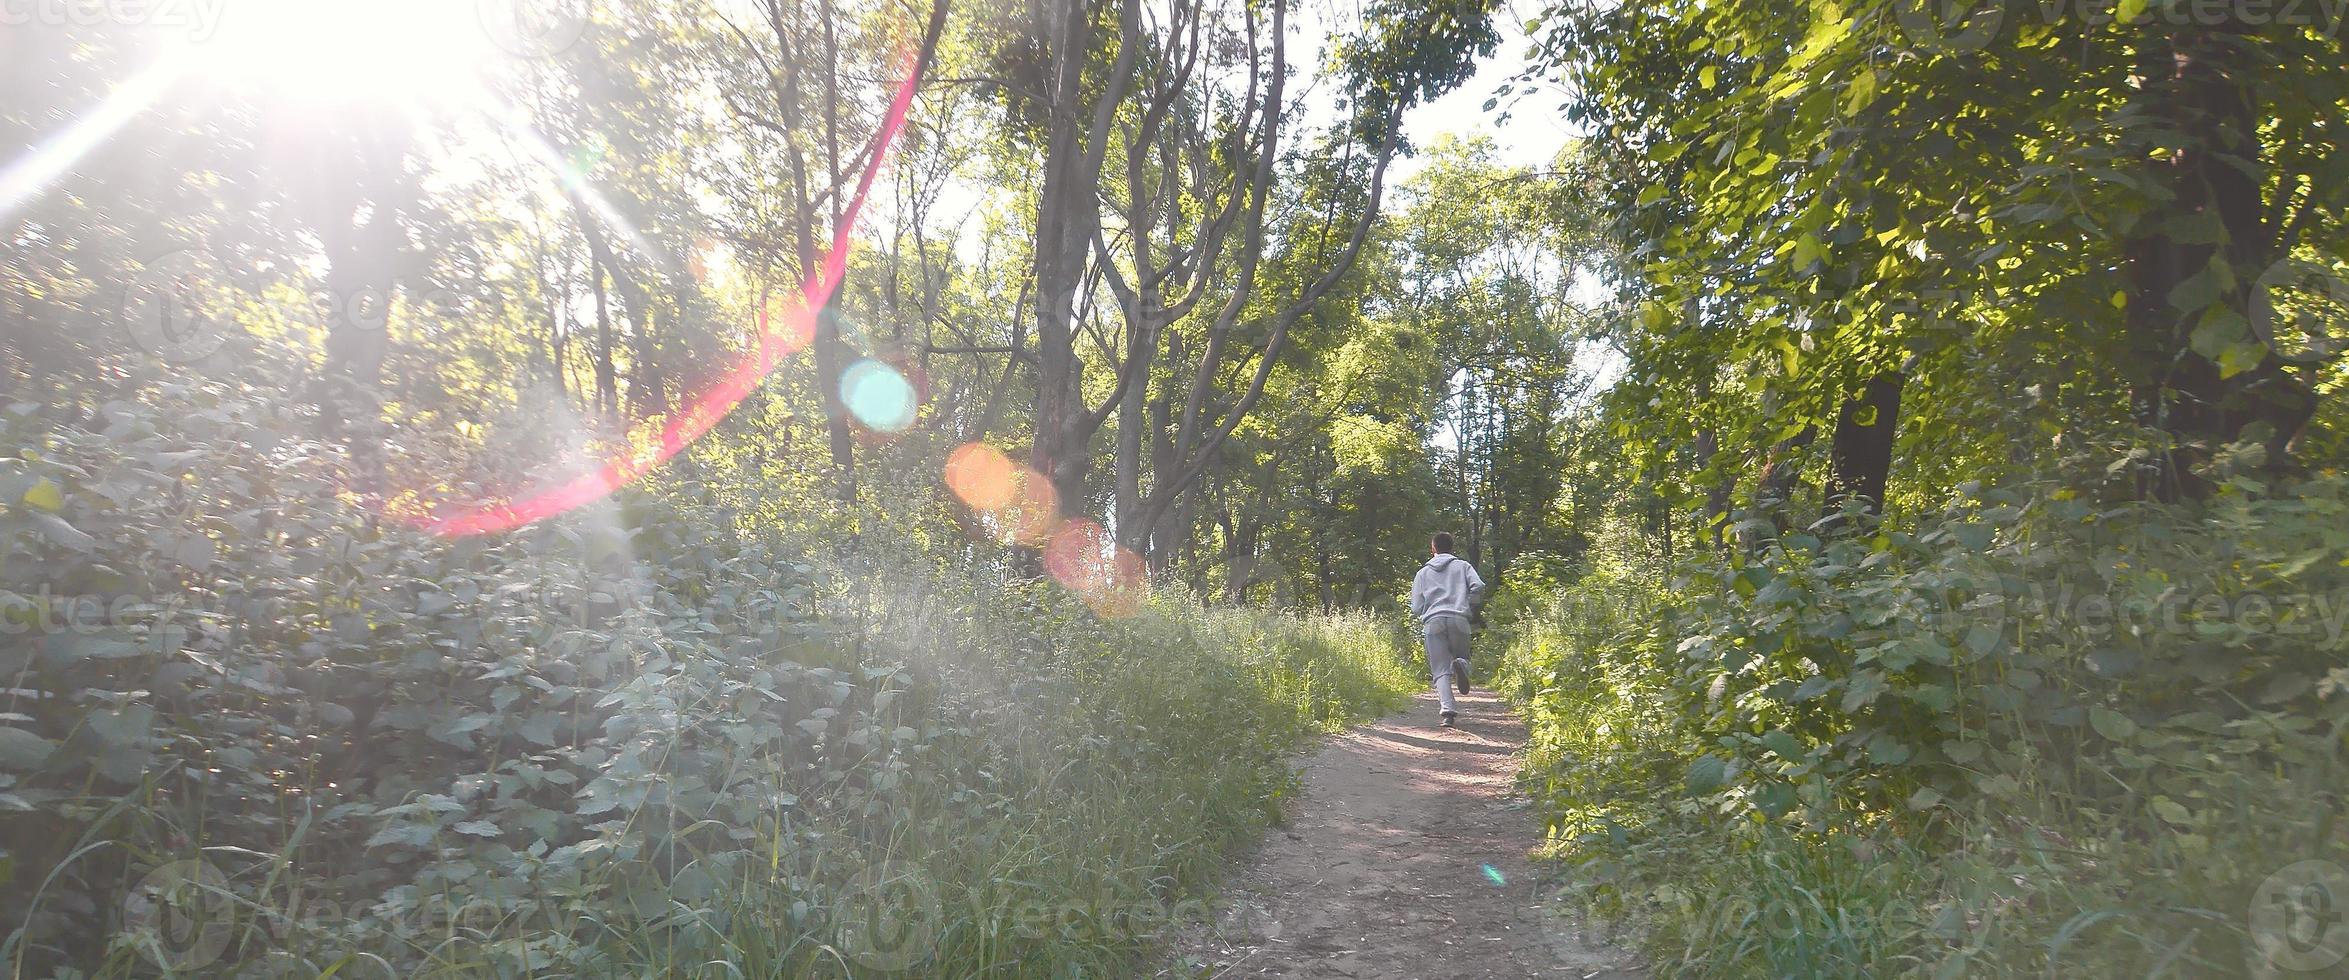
1431,532,1455,555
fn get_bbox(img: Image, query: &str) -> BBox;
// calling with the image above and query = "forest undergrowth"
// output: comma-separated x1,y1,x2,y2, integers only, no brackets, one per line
1498,460,2349,978
0,379,1419,978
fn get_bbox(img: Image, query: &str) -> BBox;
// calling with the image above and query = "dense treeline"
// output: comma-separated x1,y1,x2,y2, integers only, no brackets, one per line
1498,0,2349,975
0,0,1595,611
0,0,1563,975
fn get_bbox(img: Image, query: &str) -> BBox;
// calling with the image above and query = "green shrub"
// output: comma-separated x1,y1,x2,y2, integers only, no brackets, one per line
1500,470,2349,977
0,383,1417,978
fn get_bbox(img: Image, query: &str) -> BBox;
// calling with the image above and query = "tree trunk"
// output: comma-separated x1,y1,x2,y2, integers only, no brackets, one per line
590,255,617,418
1113,327,1151,548
2123,24,2317,499
1821,372,1904,529
307,117,408,453
1693,373,1731,550
576,202,665,419
1744,425,1816,551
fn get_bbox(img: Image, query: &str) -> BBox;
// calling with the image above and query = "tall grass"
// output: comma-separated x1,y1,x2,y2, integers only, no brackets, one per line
9,581,1415,978
585,603,1420,979
1,386,1421,978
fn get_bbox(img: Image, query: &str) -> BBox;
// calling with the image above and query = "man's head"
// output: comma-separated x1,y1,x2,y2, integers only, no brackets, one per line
1431,532,1455,556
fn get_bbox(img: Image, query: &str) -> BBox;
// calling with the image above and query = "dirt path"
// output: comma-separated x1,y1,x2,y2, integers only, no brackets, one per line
1163,688,1642,979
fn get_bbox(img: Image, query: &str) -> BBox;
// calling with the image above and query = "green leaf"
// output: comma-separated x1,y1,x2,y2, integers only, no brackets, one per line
517,713,560,746
2167,257,2233,313
2190,306,2250,360
1761,730,1804,759
428,713,494,749
1842,68,1877,116
1685,754,1729,794
1841,669,1889,712
0,727,56,771
2216,341,2268,379
2088,706,2138,741
1974,773,2021,797
1905,684,1956,711
85,705,155,747
1866,734,1914,765
51,634,141,662
20,478,63,513
1962,624,2001,658
365,822,439,849
2149,796,2192,825
29,512,95,553
1699,65,1718,90
451,820,502,837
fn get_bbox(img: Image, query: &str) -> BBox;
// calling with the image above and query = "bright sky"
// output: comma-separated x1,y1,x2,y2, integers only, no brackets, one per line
1391,2,1579,180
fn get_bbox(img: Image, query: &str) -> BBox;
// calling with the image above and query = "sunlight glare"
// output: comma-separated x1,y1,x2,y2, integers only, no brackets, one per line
203,0,501,106
0,55,188,222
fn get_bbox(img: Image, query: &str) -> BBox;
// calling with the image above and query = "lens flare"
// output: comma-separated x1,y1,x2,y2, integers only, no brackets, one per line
944,449,1144,614
842,359,917,432
1088,548,1149,618
757,291,819,365
1043,521,1148,616
1044,520,1114,590
0,55,189,223
403,44,932,536
993,469,1061,546
945,443,1018,511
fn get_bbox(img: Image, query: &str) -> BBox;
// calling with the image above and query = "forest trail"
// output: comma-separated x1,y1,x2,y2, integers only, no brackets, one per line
1164,689,1644,979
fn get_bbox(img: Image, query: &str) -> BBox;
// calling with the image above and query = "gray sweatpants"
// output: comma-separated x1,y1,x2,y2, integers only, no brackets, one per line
1423,613,1471,715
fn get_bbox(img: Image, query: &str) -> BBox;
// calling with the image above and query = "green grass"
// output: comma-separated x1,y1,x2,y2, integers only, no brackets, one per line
10,586,1417,979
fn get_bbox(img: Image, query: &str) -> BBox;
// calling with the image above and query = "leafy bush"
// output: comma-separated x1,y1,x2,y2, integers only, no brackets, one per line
0,381,1417,978
1500,469,2349,977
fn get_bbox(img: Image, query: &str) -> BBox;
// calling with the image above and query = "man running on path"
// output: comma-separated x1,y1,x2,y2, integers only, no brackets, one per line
1409,532,1484,727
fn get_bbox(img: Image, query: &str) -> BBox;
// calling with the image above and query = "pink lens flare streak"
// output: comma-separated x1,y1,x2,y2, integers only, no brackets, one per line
409,50,929,537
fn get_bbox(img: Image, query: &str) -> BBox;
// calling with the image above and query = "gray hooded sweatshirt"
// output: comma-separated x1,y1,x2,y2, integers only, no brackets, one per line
1409,553,1485,622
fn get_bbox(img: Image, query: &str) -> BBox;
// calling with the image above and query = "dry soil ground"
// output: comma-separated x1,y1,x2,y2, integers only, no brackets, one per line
1162,688,1644,979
